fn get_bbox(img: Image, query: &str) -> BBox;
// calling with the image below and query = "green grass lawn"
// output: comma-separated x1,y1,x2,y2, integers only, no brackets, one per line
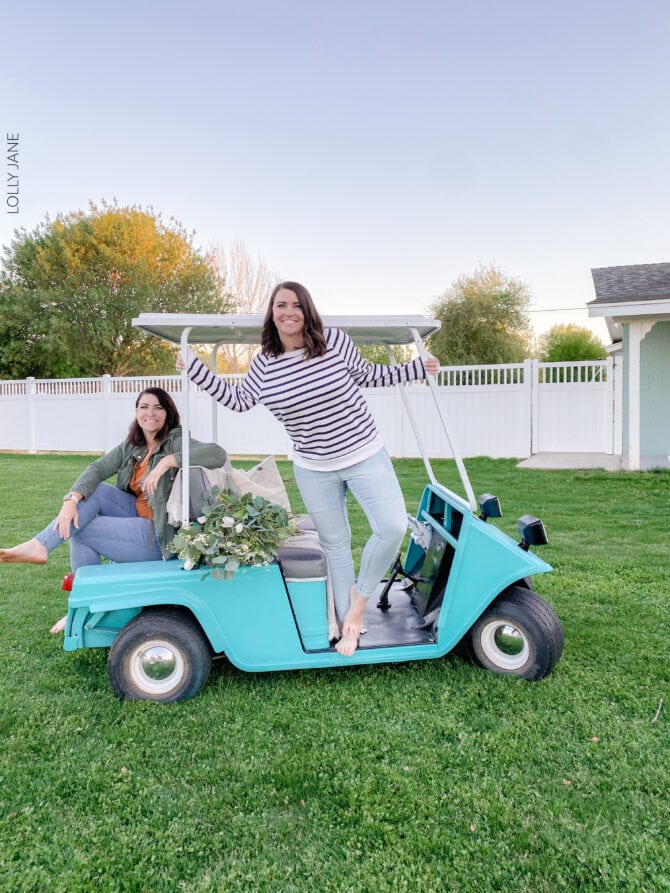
0,454,668,892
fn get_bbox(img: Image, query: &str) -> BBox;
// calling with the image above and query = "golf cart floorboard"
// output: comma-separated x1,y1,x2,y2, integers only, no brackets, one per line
356,584,435,649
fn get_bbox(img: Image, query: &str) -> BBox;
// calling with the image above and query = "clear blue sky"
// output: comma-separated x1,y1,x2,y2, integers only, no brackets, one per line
2,0,669,342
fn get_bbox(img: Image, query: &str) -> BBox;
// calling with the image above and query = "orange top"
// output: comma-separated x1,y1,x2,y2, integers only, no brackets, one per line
129,451,154,520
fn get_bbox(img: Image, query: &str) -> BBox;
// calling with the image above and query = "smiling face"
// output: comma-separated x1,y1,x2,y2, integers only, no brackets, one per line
272,287,305,348
135,395,168,442
128,387,179,447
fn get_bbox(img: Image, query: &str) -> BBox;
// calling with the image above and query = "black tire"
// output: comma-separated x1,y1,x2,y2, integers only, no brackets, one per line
464,586,563,681
108,609,212,702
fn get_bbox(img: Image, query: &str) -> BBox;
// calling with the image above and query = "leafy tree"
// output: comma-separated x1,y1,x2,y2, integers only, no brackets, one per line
538,324,607,362
427,264,533,365
358,344,413,364
0,201,226,378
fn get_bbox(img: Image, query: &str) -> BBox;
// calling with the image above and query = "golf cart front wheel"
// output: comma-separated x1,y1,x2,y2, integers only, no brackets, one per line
108,609,212,702
465,587,563,681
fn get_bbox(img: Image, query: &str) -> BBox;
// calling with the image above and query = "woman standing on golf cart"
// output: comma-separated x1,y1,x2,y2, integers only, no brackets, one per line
0,387,227,631
180,281,439,656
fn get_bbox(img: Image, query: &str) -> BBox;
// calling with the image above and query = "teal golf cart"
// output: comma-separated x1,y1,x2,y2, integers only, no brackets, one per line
61,314,563,701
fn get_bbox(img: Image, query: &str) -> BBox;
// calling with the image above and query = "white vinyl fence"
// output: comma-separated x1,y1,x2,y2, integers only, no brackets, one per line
0,358,622,459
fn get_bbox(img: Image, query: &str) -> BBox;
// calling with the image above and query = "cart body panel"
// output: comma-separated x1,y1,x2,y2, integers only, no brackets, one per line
63,483,551,671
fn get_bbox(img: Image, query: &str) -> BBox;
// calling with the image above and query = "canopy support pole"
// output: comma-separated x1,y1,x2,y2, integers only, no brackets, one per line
386,345,436,486
180,328,193,528
409,328,477,512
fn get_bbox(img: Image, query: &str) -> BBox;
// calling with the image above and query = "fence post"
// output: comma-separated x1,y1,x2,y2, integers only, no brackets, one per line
605,356,614,454
27,377,37,454
524,360,538,455
612,354,623,458
102,375,112,452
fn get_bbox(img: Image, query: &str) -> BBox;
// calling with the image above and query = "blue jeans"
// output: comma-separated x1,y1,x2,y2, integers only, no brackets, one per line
293,449,407,620
35,483,164,571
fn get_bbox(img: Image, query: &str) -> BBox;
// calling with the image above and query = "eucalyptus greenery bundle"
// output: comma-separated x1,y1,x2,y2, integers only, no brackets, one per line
170,486,297,580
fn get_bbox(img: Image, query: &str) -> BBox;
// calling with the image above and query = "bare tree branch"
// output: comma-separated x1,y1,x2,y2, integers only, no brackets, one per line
209,241,280,373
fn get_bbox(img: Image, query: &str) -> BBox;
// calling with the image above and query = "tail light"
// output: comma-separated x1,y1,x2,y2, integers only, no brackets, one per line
62,572,75,592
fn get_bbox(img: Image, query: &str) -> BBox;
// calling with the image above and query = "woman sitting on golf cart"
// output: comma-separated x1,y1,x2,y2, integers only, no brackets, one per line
179,281,439,656
0,387,227,631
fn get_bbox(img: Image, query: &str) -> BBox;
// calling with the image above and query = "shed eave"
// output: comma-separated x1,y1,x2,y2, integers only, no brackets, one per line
587,299,670,320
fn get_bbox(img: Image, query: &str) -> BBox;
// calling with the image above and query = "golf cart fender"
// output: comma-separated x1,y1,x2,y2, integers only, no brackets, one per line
63,560,307,666
64,588,230,653
435,516,552,652
66,585,229,650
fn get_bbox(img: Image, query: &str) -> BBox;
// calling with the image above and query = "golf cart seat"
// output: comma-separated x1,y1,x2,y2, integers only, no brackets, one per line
275,541,328,580
276,514,326,579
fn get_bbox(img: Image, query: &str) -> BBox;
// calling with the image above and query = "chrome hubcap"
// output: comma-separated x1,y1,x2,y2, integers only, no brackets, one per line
140,645,177,680
480,620,529,670
130,639,185,694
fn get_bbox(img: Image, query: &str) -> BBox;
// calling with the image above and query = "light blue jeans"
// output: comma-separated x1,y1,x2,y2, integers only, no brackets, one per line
35,483,164,571
293,449,407,621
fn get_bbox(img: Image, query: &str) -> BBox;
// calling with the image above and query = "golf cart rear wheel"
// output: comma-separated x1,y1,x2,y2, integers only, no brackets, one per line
465,587,563,681
108,609,212,702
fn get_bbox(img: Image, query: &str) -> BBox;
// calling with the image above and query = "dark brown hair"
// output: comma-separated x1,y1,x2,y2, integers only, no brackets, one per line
261,281,328,359
128,387,181,446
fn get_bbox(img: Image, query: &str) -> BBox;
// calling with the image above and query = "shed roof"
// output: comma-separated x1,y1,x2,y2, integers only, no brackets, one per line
590,263,670,304
588,263,670,339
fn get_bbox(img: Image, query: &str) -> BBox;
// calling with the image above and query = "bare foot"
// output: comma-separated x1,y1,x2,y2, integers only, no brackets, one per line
50,615,67,635
0,538,48,564
335,586,367,656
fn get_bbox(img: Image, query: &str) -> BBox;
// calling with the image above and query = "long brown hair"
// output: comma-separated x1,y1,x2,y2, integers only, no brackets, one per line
261,281,328,359
127,387,180,446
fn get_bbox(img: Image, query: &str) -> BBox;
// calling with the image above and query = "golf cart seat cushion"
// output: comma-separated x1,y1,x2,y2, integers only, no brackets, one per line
275,545,327,580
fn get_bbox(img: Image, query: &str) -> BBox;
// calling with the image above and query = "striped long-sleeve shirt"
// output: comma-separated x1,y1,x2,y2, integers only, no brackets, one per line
187,328,427,470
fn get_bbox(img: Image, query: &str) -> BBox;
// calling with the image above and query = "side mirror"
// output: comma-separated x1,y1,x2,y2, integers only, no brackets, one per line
517,514,548,550
479,493,502,521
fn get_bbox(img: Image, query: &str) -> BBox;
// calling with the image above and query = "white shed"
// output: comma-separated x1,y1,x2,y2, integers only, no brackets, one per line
589,263,670,470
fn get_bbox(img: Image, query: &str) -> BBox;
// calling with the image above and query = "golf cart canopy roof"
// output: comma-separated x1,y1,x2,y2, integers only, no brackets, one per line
132,313,440,346
133,310,475,511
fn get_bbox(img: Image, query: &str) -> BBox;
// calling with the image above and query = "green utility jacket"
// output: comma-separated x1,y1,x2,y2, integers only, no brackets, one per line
70,428,227,558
